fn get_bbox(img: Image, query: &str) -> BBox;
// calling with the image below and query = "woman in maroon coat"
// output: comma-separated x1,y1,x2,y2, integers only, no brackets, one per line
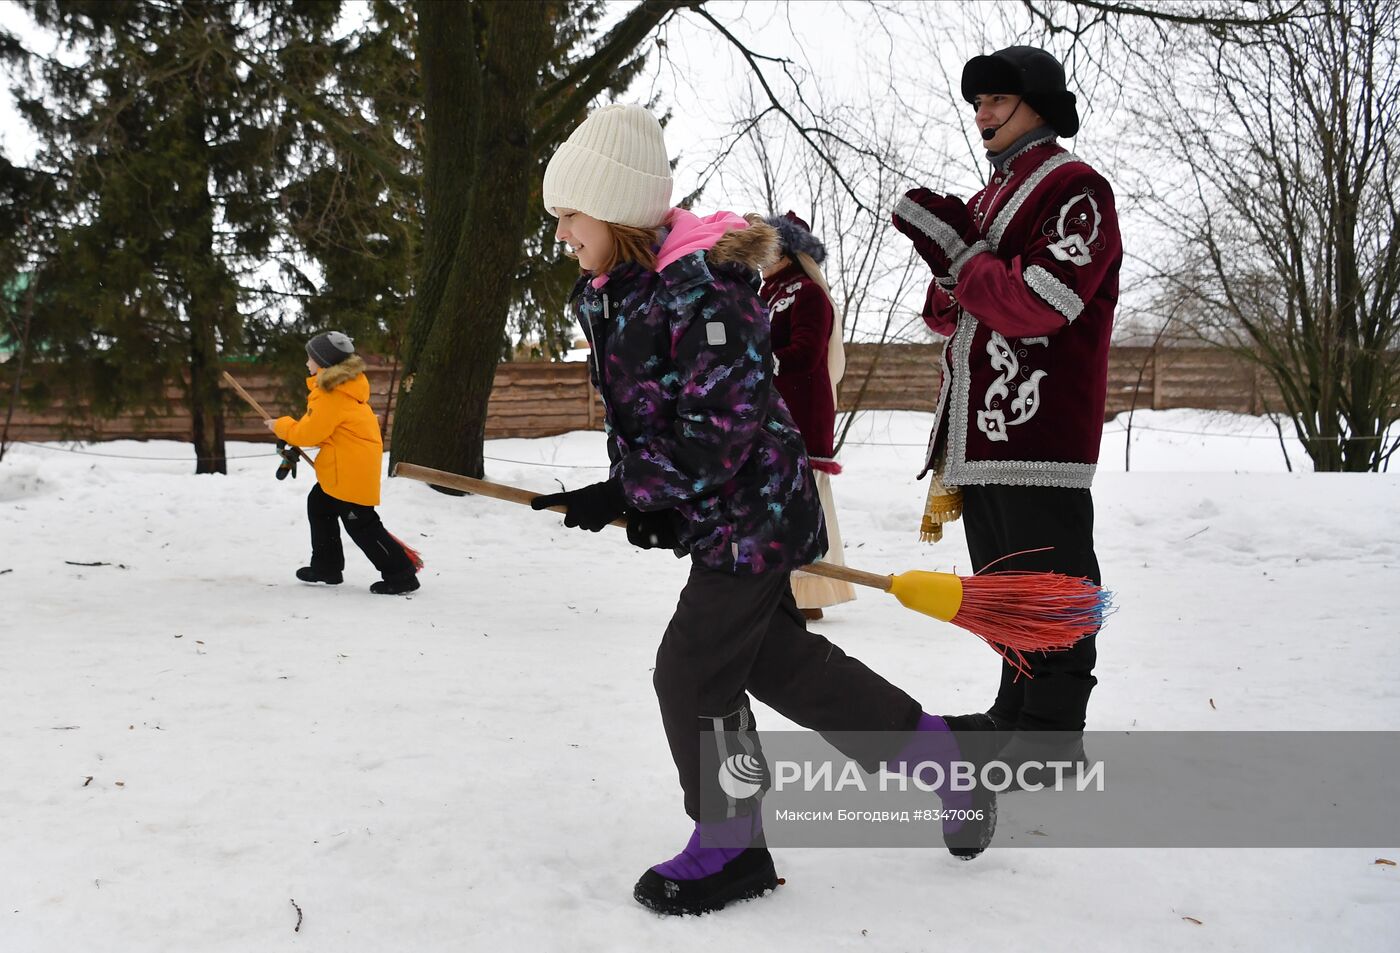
759,212,855,620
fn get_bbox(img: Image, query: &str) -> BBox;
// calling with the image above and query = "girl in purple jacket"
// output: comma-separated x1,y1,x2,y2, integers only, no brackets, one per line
532,103,995,917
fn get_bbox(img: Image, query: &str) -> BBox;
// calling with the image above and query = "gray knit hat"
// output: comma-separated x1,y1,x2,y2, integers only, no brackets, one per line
543,104,673,228
306,331,354,368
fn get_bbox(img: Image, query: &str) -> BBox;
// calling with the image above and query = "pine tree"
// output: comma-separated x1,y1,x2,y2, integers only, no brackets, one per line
268,1,422,429
5,0,341,472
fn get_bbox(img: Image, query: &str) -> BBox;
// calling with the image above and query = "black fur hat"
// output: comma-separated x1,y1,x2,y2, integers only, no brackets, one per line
961,45,1079,138
763,211,826,265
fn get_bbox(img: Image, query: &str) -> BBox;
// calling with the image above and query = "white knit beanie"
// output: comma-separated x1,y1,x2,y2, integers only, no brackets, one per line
543,104,672,228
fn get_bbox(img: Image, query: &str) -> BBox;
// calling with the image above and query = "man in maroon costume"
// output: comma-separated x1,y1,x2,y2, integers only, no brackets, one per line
892,46,1120,759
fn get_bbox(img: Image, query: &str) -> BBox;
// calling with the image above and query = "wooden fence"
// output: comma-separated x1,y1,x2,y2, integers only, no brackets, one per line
1,344,1279,445
838,343,1283,417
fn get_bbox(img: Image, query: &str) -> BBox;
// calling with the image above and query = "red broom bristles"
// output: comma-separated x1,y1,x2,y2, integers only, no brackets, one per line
951,571,1112,676
390,533,424,572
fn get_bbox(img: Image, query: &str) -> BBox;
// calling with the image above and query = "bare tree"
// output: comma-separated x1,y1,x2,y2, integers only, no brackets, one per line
707,78,936,453
1127,0,1400,472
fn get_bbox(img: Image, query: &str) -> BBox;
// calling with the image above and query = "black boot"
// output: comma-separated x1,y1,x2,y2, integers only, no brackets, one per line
634,813,778,916
894,713,999,860
296,566,343,585
370,572,420,595
943,712,1013,765
994,731,1089,793
633,845,779,916
943,783,998,860
938,712,1009,858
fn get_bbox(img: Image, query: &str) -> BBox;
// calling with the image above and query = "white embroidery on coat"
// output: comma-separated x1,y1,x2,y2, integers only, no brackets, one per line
1045,191,1102,266
987,152,1081,252
939,311,1096,487
770,294,796,314
977,332,1049,442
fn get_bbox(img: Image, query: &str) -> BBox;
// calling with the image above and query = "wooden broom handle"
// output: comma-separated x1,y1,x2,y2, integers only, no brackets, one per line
391,462,895,592
391,462,627,525
793,560,895,591
221,370,275,420
221,370,315,466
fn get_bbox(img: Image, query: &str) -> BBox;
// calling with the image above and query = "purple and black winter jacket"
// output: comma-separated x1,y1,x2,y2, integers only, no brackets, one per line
572,210,827,574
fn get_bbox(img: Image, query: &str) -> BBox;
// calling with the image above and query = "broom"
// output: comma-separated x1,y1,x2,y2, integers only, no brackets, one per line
390,462,1110,673
222,370,424,571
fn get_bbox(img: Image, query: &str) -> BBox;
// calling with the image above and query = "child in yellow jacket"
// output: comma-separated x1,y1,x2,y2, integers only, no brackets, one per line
269,331,421,595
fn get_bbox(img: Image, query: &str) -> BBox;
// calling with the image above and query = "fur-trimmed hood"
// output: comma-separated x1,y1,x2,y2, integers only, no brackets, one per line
314,354,369,398
763,211,826,265
710,216,781,271
653,208,781,276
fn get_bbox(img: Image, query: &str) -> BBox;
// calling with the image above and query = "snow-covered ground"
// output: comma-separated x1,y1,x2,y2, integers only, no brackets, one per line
2,409,1397,952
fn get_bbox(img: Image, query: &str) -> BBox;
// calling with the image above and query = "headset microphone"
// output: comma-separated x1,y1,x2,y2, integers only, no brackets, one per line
980,97,1023,142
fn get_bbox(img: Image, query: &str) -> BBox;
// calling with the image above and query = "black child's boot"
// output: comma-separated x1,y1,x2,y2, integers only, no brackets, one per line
296,566,343,585
890,713,998,859
370,572,420,595
633,811,778,916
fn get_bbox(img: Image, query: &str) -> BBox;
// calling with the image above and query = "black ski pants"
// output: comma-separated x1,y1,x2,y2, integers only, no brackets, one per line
306,483,414,580
960,483,1101,733
654,561,922,821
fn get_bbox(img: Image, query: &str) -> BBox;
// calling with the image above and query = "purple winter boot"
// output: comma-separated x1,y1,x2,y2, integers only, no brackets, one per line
633,811,779,916
890,712,998,859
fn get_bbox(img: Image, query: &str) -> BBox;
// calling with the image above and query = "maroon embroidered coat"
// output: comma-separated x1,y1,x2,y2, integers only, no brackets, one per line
921,134,1120,487
760,262,838,468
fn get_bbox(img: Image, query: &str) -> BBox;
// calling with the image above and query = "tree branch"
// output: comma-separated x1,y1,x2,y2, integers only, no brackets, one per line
1025,0,1307,30
533,0,697,149
216,42,415,192
686,6,873,212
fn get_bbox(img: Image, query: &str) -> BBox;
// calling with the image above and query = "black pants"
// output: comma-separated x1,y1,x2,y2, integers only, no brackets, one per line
961,483,1100,733
655,561,921,821
307,484,414,580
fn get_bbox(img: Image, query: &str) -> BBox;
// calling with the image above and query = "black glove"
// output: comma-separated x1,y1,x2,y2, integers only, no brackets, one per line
626,509,683,553
275,440,299,480
531,477,628,532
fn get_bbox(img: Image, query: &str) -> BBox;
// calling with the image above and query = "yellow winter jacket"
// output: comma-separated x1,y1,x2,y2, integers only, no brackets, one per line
273,355,383,506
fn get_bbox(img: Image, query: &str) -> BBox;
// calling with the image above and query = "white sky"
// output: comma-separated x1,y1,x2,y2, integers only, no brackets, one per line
0,0,48,161
628,1,1158,340
0,1,1168,340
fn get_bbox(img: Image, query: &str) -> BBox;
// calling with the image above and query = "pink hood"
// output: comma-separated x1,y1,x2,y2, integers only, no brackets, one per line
591,208,751,288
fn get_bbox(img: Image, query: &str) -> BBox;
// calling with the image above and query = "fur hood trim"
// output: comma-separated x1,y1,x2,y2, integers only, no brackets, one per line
764,211,826,265
317,354,367,392
710,216,781,271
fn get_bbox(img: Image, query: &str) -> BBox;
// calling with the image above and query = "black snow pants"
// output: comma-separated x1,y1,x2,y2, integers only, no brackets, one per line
307,483,414,580
654,560,922,821
960,483,1101,733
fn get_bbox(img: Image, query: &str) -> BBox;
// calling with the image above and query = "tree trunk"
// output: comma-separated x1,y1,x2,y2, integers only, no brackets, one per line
189,307,227,474
390,1,557,480
184,84,228,475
